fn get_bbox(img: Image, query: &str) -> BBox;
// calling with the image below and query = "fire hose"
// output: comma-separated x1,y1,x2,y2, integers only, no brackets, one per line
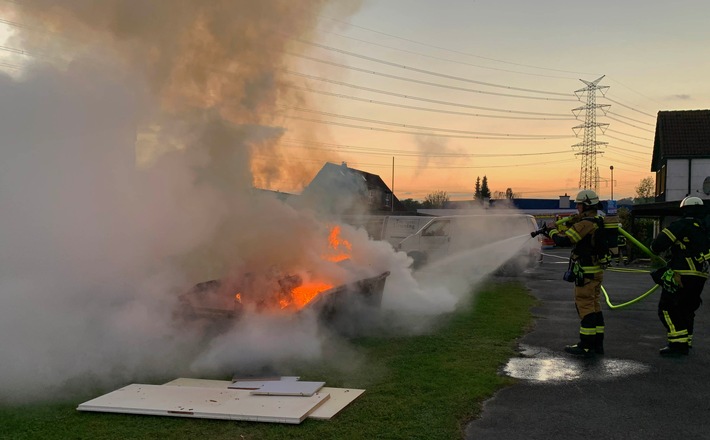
532,218,666,310
602,227,665,309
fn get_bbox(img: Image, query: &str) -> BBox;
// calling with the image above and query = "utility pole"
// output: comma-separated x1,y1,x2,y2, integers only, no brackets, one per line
610,165,614,200
391,156,395,212
572,76,609,191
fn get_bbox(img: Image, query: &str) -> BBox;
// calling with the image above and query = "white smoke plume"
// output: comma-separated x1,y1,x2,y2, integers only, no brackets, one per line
0,1,535,403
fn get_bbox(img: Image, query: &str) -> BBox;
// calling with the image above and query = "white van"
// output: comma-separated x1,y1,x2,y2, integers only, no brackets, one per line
396,214,543,273
341,215,435,247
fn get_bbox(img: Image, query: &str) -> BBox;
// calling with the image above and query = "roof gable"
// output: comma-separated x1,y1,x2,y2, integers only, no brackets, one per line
304,162,405,212
652,109,710,171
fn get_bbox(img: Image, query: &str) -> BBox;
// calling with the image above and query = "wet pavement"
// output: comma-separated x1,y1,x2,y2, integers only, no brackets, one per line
465,247,710,440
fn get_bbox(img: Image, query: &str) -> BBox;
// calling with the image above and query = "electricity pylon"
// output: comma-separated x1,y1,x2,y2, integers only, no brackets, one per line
572,75,609,191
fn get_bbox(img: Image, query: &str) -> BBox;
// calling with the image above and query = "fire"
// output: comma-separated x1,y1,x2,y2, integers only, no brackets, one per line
280,281,334,309
323,225,352,262
199,226,352,314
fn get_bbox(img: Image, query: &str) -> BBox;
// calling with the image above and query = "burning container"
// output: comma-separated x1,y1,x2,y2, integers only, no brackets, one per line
177,271,391,336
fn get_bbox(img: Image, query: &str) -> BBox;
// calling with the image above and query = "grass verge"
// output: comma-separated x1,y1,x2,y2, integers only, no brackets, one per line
0,280,534,440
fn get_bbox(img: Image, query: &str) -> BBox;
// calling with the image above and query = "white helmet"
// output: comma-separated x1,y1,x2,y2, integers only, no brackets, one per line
575,189,599,206
680,196,703,208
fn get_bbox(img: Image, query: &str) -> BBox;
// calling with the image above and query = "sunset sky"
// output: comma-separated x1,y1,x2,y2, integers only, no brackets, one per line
2,0,709,201
275,0,710,201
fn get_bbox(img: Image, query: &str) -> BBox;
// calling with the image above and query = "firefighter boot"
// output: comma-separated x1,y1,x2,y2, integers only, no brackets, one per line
594,333,604,355
594,312,605,355
564,344,595,358
659,342,689,357
565,315,597,357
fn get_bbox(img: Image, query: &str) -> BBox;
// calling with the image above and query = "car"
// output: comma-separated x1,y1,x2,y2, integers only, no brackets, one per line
396,214,543,273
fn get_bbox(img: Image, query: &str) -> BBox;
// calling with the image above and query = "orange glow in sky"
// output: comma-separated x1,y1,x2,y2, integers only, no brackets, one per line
2,1,704,201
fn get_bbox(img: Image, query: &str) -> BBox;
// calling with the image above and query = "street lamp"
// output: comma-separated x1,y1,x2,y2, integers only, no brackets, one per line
610,165,614,200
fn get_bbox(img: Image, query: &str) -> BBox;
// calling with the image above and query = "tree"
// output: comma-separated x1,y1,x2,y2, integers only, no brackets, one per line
635,177,655,204
423,190,449,208
474,176,482,200
481,175,491,199
400,198,423,212
492,189,516,199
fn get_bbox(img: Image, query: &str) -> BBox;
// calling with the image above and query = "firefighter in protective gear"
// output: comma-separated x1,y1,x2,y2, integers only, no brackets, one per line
543,189,609,357
650,196,710,357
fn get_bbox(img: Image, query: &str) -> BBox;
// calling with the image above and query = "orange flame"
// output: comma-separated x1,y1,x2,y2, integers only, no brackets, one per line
234,293,242,303
280,281,334,309
323,225,352,262
292,282,334,308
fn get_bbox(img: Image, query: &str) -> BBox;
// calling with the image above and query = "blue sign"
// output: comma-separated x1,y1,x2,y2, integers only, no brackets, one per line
607,200,617,215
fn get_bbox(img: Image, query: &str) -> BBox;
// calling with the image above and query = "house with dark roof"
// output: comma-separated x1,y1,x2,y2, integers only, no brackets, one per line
300,162,406,214
651,109,710,202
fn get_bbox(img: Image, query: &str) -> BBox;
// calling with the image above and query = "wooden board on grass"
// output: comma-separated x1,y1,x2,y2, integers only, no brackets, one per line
308,387,365,420
77,384,329,424
248,380,325,396
163,378,231,388
159,378,365,420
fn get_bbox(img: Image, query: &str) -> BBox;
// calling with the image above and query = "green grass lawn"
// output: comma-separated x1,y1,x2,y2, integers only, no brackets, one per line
0,280,534,440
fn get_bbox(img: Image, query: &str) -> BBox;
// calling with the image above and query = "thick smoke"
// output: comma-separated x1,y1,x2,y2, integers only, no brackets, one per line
0,1,534,403
0,0,371,403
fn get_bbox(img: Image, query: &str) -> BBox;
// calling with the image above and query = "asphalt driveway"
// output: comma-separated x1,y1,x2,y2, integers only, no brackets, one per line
465,247,710,440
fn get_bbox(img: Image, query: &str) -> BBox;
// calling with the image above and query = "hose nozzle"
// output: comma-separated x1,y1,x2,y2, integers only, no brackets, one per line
531,225,548,238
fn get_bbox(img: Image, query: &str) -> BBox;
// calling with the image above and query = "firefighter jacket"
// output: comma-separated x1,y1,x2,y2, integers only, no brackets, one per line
549,209,606,274
650,216,710,278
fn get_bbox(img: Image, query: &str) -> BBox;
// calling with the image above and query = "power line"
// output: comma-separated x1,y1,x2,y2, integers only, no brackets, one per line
279,137,572,158
605,128,652,141
290,52,577,102
291,38,575,97
605,134,651,149
252,153,578,169
289,84,573,121
607,110,655,126
0,44,27,55
603,96,656,118
284,69,572,116
311,27,578,80
606,115,655,133
606,145,651,155
606,77,667,108
283,111,574,140
315,13,604,77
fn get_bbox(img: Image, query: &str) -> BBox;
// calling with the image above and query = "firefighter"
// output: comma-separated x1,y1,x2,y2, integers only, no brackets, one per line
650,196,710,357
543,189,610,357
608,223,629,266
617,233,629,265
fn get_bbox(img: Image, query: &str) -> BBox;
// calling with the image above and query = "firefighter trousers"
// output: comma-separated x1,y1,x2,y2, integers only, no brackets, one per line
575,272,604,350
658,275,705,348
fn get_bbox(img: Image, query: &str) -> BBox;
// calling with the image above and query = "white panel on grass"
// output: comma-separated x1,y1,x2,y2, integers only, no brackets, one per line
308,387,365,420
229,377,302,390
163,378,232,388
77,384,329,424
249,381,325,396
231,375,300,382
158,378,365,421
